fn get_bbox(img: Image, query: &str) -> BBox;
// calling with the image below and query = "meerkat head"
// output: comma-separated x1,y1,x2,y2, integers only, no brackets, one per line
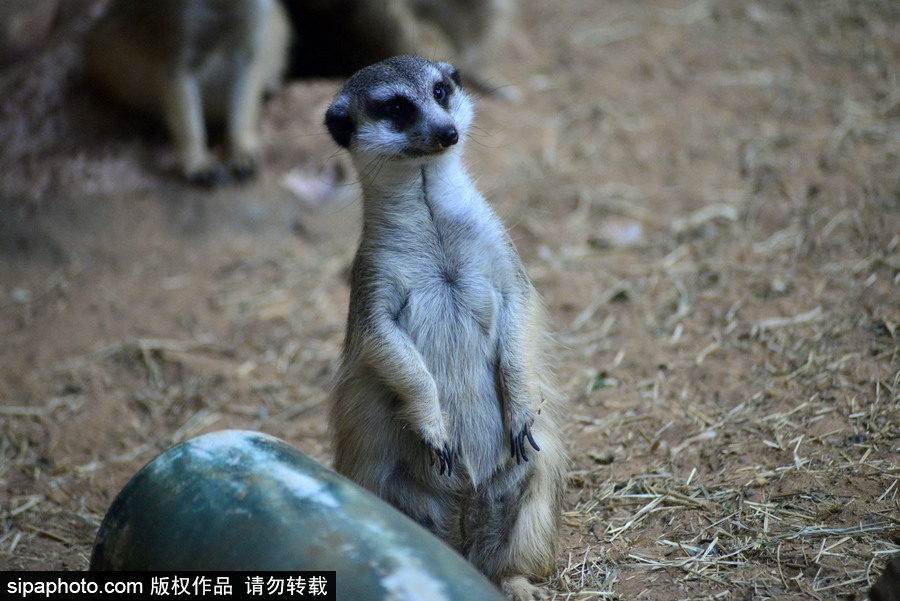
325,56,474,161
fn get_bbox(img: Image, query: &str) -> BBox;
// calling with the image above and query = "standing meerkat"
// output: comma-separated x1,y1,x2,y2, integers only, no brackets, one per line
325,56,566,600
84,0,290,186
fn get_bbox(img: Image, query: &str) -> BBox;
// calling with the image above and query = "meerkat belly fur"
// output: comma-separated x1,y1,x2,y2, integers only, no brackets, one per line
325,56,566,600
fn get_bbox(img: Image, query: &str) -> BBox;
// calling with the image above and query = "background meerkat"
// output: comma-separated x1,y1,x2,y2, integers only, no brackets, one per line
325,56,566,601
285,0,516,99
84,0,290,186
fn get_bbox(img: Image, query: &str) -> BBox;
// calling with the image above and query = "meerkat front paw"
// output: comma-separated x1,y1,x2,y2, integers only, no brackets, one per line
509,410,540,464
425,440,455,476
499,366,541,464
413,394,455,476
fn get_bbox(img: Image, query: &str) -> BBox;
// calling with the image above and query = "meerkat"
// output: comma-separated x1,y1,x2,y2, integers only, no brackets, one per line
286,0,515,98
406,0,515,96
84,0,290,186
325,56,566,601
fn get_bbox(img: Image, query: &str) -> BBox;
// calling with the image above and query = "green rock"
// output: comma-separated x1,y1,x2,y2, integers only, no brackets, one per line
91,430,505,601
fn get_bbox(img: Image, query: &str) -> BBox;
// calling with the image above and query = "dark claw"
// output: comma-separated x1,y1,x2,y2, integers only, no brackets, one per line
510,430,527,463
511,424,540,465
526,429,540,452
444,442,453,477
519,431,530,463
438,447,447,476
428,442,454,477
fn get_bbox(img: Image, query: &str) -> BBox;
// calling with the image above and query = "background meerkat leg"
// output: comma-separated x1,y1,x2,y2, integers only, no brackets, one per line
160,70,223,186
412,0,516,98
225,53,263,181
226,0,288,181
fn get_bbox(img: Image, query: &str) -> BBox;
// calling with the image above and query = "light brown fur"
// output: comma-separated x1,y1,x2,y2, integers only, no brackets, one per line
84,0,289,185
325,56,566,600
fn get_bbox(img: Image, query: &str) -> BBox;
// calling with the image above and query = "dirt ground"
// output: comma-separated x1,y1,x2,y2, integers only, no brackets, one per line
1,0,898,599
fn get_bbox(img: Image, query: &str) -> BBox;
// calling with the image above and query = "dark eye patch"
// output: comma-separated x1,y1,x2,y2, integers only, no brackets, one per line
370,95,415,128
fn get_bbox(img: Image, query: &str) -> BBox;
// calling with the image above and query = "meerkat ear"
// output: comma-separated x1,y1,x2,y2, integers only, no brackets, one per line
449,67,462,88
325,98,355,148
437,62,463,88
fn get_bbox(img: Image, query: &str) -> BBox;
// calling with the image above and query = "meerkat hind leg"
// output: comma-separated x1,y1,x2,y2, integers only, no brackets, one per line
496,427,565,601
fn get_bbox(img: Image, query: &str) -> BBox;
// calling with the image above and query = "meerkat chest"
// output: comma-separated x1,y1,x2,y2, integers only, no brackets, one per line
419,241,499,328
360,164,520,354
405,212,517,345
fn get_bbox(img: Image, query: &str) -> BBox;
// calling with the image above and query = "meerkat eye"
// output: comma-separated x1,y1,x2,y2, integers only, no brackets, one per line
388,100,407,117
372,95,415,127
433,82,450,108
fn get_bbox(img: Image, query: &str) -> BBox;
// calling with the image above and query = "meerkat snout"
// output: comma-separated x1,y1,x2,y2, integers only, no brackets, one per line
438,126,459,148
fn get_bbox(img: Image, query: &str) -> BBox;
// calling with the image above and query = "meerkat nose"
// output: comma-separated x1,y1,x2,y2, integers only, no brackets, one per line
438,126,459,148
